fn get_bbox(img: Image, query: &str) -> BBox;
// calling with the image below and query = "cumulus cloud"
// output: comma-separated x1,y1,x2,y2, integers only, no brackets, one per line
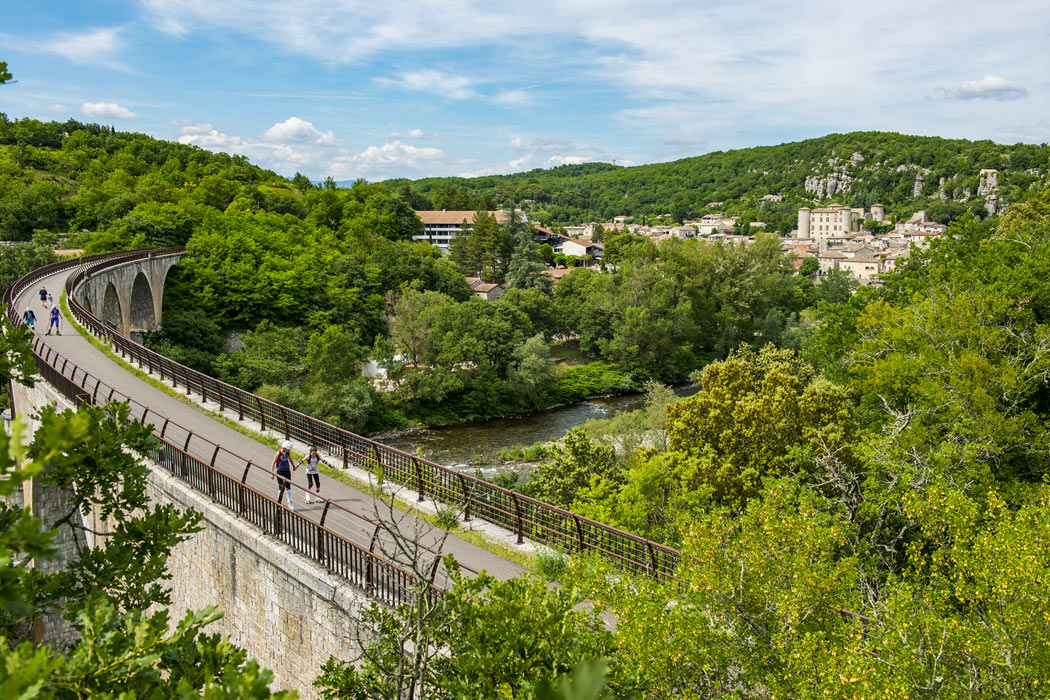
176,123,245,149
47,104,68,113
176,118,343,175
545,155,593,167
82,102,139,119
379,70,476,99
262,116,339,145
509,155,533,170
332,141,445,178
933,75,1029,101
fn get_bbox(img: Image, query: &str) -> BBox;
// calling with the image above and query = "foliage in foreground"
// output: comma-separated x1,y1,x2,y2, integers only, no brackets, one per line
0,323,292,698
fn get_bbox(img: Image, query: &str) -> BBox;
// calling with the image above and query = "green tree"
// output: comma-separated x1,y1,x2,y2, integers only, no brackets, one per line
506,227,553,294
526,428,620,509
0,323,290,697
317,565,639,699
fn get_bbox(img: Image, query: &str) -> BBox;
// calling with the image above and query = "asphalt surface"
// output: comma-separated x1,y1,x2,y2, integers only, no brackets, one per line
17,266,527,587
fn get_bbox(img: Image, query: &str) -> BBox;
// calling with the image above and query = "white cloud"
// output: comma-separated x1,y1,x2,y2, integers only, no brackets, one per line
333,141,445,177
47,104,68,113
934,75,1029,101
545,155,593,167
389,128,426,139
493,89,530,106
82,102,139,119
175,119,342,175
509,155,533,170
176,123,245,150
262,116,339,145
378,69,476,99
35,27,129,71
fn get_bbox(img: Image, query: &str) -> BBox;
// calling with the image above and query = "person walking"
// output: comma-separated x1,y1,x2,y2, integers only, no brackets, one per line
22,306,36,333
47,292,54,307
299,447,323,503
39,287,48,309
46,306,60,336
270,440,297,511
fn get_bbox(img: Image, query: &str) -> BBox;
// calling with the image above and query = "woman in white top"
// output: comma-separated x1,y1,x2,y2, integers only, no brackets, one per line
300,447,323,503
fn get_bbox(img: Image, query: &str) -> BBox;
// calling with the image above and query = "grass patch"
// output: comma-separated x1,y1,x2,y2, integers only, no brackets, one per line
535,548,569,578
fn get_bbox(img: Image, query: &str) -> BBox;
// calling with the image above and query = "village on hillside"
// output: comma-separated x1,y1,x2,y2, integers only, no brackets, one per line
411,171,1005,295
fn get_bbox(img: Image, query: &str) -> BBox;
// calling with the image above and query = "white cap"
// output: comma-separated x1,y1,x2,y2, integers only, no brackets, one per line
282,440,293,450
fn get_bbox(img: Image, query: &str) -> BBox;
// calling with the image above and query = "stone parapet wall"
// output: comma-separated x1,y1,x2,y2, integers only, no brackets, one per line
147,464,368,698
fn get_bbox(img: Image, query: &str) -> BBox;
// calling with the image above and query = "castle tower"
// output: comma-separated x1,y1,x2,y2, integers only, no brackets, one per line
871,204,885,222
797,207,811,238
838,206,852,234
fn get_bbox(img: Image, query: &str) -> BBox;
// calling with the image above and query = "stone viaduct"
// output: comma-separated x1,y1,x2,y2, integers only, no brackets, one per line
72,251,181,335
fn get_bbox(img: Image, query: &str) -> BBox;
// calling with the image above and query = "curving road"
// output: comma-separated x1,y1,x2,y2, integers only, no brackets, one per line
17,264,526,587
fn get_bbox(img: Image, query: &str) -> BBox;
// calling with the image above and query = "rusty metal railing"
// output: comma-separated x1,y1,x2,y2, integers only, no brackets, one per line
59,248,681,580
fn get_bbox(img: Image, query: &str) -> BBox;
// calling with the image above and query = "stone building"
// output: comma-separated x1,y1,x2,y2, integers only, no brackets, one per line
798,204,863,241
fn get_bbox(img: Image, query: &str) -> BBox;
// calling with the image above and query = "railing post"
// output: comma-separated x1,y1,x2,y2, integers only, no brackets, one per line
512,494,524,544
159,419,169,439
236,393,244,421
572,514,585,553
280,407,290,439
258,397,266,431
458,474,472,521
414,457,425,501
183,431,193,452
317,501,331,565
341,434,348,469
646,541,659,576
241,461,252,484
91,381,100,405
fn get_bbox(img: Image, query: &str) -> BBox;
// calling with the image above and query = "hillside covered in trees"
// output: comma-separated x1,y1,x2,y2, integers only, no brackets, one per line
386,132,1050,229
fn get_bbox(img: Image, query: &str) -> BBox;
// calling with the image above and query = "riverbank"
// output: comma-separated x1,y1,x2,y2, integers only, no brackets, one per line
378,383,696,472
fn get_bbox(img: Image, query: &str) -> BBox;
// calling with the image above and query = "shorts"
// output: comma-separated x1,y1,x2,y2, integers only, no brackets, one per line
276,469,292,490
307,472,320,489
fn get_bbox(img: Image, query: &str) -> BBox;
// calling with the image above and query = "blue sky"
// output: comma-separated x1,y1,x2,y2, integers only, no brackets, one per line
1,1,1047,181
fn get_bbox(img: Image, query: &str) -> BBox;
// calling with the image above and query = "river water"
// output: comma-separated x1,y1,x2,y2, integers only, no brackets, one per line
379,387,694,471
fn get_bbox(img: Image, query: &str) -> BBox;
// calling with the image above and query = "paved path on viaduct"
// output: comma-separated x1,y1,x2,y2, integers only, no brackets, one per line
19,265,526,585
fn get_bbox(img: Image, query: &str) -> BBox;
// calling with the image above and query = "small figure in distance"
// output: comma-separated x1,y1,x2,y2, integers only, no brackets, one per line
47,291,54,307
300,446,323,503
39,287,48,309
46,306,60,336
23,306,36,333
270,440,298,511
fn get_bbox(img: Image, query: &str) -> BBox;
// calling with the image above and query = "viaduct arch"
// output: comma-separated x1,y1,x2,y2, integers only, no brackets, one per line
73,252,181,335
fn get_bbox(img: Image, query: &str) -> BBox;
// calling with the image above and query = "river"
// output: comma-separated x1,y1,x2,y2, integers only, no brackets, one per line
379,386,695,472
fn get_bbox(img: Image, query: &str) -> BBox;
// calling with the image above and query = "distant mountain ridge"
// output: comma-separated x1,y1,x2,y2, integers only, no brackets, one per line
383,132,1050,228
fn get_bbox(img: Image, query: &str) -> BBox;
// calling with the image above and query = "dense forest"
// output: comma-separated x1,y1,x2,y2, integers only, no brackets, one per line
385,132,1050,228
